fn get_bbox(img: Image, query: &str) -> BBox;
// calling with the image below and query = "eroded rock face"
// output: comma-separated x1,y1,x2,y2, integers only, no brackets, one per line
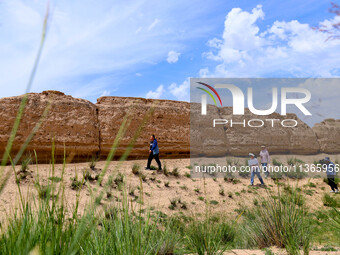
96,96,190,159
312,118,340,153
0,91,99,163
0,91,337,163
218,108,320,156
190,103,229,157
190,106,320,157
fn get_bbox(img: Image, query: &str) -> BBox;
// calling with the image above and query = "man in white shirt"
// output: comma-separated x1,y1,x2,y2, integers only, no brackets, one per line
259,145,270,178
248,153,265,186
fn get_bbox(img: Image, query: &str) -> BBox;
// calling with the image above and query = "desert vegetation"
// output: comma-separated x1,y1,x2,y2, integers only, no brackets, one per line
0,6,339,254
1,155,340,255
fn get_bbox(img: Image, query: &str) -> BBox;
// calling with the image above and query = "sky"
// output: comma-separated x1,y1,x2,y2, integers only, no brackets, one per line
1,0,340,105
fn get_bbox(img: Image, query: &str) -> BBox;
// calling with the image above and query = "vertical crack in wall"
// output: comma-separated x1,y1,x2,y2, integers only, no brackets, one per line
95,106,101,158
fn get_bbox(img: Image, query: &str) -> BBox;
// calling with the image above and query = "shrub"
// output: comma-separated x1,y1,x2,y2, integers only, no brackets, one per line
70,177,83,190
305,182,316,188
272,158,283,166
171,168,179,177
169,198,177,209
239,170,250,178
194,187,200,194
219,187,225,196
304,189,314,196
114,173,125,190
83,169,98,181
132,163,140,175
284,168,307,179
226,157,233,166
210,200,219,205
224,171,234,182
48,176,62,183
89,156,98,170
140,174,147,182
232,179,241,184
287,157,305,166
287,157,295,166
180,201,188,210
322,194,340,208
180,185,188,191
163,163,169,176
185,219,235,254
243,187,311,254
21,156,31,172
129,186,136,197
270,171,284,181
36,184,51,200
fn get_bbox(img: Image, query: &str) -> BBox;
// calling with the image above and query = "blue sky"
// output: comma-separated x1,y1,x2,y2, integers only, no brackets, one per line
1,0,340,103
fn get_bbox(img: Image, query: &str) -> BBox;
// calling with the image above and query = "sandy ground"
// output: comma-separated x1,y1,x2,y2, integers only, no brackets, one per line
0,153,339,219
0,154,339,253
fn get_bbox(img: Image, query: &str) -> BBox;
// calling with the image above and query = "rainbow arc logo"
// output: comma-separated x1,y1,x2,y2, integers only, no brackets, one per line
196,82,223,107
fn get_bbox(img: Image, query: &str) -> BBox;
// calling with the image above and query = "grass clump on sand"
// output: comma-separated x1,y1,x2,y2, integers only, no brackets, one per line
70,176,83,190
15,156,32,184
284,167,308,180
322,194,340,208
272,158,283,166
184,219,235,255
242,186,311,255
171,167,180,177
287,157,305,166
131,163,140,175
89,156,98,170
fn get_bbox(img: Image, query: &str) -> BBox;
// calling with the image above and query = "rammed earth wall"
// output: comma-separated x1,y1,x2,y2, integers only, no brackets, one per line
0,91,337,163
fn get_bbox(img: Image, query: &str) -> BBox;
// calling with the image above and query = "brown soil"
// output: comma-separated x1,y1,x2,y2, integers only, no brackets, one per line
0,154,339,220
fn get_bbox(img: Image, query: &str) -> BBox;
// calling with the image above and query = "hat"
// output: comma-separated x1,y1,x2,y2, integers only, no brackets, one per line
261,145,266,148
249,153,255,157
324,157,330,162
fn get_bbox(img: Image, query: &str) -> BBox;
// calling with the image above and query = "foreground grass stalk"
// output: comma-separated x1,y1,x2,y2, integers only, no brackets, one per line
0,4,50,194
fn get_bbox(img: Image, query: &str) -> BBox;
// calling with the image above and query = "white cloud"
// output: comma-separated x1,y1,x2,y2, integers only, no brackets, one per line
146,85,164,99
99,90,110,97
135,27,142,34
168,78,189,101
297,78,340,126
135,72,142,76
199,68,209,78
166,50,181,63
203,5,340,78
148,18,160,31
0,0,214,99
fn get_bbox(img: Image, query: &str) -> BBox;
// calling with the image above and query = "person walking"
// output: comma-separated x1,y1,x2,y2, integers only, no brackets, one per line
259,145,270,178
248,153,265,186
145,135,162,170
324,157,338,193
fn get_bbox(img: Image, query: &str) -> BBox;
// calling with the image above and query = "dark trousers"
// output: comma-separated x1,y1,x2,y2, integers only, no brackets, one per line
147,153,162,169
328,176,338,191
